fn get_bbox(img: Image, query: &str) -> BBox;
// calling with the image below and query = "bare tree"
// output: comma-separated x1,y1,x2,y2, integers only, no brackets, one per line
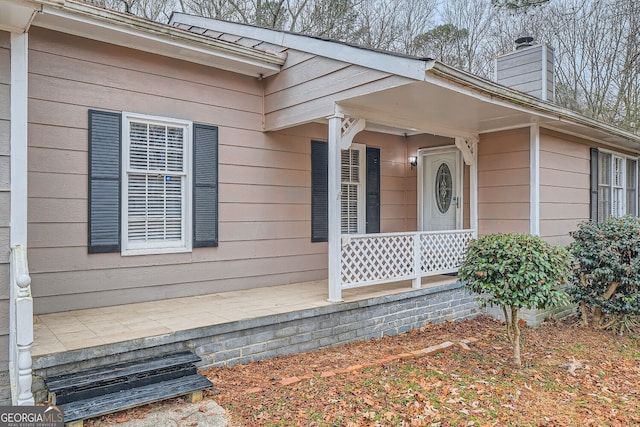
545,0,640,129
341,0,436,54
439,0,495,74
87,0,181,21
412,23,469,67
85,0,640,133
293,0,364,40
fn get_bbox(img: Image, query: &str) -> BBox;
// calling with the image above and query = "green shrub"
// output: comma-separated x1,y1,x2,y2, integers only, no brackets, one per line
568,216,640,334
459,233,571,367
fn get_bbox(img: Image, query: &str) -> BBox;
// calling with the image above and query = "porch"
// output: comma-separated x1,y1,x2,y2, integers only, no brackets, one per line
30,276,479,402
32,276,456,358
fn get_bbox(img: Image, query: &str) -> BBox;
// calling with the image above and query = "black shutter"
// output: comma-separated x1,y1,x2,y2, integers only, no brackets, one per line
366,147,380,233
311,140,328,242
590,147,599,222
88,110,121,253
193,124,219,247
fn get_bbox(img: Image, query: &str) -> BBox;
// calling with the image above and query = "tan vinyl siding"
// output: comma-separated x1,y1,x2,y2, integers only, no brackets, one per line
26,28,416,313
26,28,326,313
496,45,554,101
0,335,7,372
478,128,530,235
539,129,591,246
0,30,10,370
263,52,413,130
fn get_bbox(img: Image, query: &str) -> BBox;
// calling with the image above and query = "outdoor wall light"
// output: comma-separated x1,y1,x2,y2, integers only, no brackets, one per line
408,156,418,169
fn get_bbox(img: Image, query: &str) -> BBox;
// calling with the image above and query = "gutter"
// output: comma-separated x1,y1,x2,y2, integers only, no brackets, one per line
426,61,640,146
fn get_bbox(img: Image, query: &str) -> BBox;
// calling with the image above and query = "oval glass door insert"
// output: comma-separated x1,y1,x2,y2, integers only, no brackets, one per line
435,163,453,214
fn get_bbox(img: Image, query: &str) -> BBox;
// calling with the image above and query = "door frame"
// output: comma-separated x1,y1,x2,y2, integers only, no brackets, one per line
417,146,463,231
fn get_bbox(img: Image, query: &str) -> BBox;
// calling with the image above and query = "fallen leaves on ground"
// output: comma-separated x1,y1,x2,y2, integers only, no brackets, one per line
206,316,640,426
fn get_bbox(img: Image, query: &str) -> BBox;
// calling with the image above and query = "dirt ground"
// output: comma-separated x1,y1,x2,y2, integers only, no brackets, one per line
90,315,640,426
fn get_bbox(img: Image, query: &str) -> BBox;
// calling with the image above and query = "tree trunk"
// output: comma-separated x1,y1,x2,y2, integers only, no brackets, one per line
503,306,514,343
596,314,618,330
511,307,522,368
580,301,589,326
603,281,619,300
594,306,603,326
579,274,589,326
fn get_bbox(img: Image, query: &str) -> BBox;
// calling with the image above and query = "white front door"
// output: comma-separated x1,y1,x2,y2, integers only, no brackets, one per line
421,151,460,231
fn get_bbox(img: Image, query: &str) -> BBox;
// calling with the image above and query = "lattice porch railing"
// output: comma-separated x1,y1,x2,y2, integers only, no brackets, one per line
340,229,474,289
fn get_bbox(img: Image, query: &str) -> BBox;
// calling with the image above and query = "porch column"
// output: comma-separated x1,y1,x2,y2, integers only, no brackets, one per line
10,32,34,406
530,123,540,235
327,115,343,302
10,33,28,248
470,140,478,237
455,137,478,236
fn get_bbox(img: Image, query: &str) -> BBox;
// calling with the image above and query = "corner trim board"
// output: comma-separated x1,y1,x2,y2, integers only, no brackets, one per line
530,123,540,235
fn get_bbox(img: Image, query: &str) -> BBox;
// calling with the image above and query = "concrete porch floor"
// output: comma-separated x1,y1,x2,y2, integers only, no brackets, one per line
33,276,457,357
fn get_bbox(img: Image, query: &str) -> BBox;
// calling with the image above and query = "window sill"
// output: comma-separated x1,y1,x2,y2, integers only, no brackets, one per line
121,246,192,257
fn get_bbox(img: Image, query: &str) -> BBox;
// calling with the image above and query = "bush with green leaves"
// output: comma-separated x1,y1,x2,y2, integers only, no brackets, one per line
568,216,640,334
459,233,571,368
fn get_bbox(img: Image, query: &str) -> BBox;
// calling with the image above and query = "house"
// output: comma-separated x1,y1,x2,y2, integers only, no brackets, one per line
2,0,640,412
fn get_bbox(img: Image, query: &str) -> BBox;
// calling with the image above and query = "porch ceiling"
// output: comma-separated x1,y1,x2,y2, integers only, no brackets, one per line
337,76,640,153
338,81,535,138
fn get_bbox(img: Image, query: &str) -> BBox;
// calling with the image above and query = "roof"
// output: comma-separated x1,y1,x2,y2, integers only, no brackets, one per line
170,13,640,151
170,12,433,81
1,0,286,77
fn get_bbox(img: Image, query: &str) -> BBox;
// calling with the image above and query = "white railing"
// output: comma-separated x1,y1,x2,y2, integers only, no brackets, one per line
340,229,474,290
9,245,34,405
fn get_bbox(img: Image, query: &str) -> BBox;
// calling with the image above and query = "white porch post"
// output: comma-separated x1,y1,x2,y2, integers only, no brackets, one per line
10,33,28,247
470,140,478,237
9,32,34,406
326,114,366,302
412,235,421,289
455,137,478,237
530,123,540,236
327,114,343,302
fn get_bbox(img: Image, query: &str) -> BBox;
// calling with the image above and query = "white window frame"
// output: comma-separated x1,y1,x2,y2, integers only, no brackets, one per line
598,149,639,222
121,112,193,256
341,143,366,234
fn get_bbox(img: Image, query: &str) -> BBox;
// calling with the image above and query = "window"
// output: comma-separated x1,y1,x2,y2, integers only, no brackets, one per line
595,150,638,222
88,110,218,254
341,144,365,234
122,113,191,254
626,158,637,215
310,141,380,242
